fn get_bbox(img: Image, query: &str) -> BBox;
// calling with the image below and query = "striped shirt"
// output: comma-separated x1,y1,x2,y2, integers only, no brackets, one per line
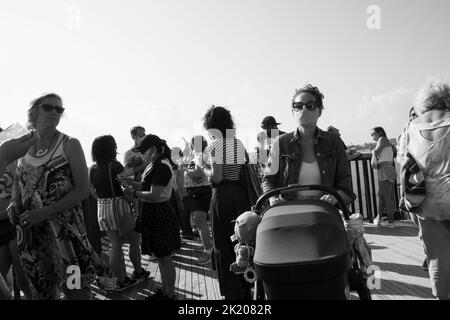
208,137,246,182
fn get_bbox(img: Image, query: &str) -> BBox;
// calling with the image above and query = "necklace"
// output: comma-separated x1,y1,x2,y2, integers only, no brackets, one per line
35,131,59,157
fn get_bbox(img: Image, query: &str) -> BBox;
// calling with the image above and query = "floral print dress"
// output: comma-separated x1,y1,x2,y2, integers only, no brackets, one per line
13,133,109,299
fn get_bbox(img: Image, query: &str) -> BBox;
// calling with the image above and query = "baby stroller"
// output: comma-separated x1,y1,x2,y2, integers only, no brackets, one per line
251,184,371,300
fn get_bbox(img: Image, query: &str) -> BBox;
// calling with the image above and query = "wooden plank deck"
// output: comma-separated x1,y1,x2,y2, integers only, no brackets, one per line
363,220,434,300
91,237,222,300
92,220,434,300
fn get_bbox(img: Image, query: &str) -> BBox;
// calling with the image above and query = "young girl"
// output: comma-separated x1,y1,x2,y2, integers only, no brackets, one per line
90,135,149,291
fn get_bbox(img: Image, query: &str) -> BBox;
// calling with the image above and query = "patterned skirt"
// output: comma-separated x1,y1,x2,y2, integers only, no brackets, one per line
18,205,110,299
135,201,181,258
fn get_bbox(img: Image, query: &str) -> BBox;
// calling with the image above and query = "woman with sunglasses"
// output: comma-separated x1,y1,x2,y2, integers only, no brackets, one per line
8,93,109,299
262,84,355,207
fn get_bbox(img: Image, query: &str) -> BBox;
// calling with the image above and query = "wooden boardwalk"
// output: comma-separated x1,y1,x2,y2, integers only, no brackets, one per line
92,220,434,300
364,220,434,300
91,237,222,300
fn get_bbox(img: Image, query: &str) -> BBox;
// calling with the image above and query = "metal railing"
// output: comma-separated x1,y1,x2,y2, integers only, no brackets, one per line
349,153,400,222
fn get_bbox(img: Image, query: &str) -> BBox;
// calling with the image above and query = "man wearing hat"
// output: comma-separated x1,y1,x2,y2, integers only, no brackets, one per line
257,116,285,174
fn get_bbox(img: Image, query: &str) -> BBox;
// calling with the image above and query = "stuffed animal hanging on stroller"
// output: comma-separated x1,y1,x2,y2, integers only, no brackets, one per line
229,211,262,283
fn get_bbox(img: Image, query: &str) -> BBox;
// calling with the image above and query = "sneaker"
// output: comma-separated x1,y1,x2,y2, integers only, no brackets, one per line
145,288,165,300
115,276,137,292
132,269,150,281
196,252,211,265
373,216,380,226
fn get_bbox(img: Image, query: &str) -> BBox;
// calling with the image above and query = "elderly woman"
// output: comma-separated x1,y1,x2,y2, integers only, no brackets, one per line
263,84,355,206
8,93,108,299
203,105,252,300
370,127,397,227
407,79,450,300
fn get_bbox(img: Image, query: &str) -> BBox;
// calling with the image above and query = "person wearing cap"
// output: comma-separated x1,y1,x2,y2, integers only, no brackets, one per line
119,134,181,300
257,116,285,174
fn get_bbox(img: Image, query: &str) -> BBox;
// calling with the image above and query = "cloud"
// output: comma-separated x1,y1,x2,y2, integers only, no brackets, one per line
339,86,417,145
356,87,415,119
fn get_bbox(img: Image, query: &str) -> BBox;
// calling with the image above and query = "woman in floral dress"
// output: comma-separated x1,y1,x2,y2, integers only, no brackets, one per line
9,93,109,299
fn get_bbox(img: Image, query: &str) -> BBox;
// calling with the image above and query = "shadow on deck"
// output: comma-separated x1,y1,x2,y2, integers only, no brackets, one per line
92,220,434,300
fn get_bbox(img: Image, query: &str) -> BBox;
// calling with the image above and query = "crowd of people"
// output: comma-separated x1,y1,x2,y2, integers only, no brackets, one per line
0,79,449,300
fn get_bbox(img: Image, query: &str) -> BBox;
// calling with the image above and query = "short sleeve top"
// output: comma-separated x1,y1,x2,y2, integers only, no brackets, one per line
141,158,173,202
208,137,246,182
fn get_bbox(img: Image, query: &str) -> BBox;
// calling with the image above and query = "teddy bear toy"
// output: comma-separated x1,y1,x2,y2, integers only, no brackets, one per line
229,211,262,283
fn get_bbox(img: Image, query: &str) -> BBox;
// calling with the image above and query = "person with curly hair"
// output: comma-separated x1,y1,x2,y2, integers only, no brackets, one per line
202,105,252,300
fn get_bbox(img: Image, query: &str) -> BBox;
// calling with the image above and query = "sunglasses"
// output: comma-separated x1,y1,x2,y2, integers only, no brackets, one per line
38,104,65,114
292,101,319,112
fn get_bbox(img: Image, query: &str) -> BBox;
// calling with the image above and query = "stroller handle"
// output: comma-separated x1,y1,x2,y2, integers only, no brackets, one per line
252,184,351,220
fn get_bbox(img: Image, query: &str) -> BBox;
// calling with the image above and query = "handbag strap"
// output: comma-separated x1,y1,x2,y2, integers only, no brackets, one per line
107,162,118,214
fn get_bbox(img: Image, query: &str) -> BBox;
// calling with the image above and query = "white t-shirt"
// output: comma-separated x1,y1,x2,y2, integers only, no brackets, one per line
297,161,322,199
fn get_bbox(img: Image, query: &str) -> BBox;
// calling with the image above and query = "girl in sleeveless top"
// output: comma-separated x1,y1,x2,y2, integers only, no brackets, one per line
370,127,397,227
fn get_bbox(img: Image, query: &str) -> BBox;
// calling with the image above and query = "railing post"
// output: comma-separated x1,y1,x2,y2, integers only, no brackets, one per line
362,160,373,222
354,160,364,217
369,162,378,223
349,162,356,213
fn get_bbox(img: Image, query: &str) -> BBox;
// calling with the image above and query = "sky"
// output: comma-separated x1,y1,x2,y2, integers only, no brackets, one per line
1,0,449,165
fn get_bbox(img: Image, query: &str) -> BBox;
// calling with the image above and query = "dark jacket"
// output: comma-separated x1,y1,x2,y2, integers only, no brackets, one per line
262,128,356,203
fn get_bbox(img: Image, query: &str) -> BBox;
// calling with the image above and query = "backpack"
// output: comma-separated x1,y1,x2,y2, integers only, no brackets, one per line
400,152,425,214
